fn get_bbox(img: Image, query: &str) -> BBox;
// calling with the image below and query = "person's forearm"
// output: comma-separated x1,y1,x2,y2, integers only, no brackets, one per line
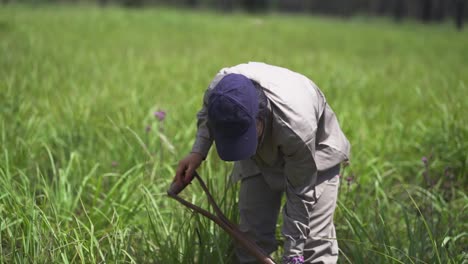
191,135,212,158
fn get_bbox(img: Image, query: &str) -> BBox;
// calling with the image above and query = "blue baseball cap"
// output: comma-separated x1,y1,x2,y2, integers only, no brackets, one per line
207,74,259,161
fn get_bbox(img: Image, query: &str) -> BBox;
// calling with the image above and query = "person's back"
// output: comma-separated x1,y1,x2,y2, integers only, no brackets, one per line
216,62,350,172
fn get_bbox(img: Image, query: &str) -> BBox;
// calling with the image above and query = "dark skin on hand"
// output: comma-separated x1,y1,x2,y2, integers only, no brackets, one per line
174,119,264,185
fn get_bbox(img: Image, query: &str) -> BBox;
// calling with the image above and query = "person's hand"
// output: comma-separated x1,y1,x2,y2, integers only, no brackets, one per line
175,152,204,185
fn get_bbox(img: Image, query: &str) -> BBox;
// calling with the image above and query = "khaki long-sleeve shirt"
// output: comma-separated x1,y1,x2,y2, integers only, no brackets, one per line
191,62,350,257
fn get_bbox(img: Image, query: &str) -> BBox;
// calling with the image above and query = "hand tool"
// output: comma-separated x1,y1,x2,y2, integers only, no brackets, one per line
167,171,276,264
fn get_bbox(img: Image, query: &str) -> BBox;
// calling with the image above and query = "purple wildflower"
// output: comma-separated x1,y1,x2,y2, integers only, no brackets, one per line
421,156,428,165
346,176,354,187
154,110,166,121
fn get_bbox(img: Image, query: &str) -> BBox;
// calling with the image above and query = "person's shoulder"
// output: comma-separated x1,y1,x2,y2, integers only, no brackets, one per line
270,108,315,146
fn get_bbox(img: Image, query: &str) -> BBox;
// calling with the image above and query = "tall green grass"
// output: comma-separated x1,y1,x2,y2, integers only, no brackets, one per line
1,5,467,263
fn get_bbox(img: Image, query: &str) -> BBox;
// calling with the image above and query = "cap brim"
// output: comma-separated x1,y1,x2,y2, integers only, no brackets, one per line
213,118,258,161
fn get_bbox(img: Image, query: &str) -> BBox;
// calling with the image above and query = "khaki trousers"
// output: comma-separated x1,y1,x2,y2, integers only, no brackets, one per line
235,165,340,264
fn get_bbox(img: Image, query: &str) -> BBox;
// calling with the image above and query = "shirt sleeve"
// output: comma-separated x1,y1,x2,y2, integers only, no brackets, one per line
278,124,318,259
190,73,226,158
191,88,213,158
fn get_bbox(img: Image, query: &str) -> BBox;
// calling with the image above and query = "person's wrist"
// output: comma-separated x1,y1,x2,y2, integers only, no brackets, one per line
282,255,304,264
190,151,205,160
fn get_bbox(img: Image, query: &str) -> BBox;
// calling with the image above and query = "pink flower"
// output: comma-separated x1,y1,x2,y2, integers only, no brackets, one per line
346,175,354,187
154,110,166,121
421,156,428,165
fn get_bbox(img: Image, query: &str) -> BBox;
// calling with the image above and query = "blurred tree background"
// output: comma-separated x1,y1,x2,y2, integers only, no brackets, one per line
2,0,467,30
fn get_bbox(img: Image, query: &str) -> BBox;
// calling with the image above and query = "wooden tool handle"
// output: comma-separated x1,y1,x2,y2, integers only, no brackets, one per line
167,174,194,196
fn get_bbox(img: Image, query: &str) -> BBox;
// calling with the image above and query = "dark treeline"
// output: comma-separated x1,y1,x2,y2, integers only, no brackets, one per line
139,0,462,30
3,0,466,29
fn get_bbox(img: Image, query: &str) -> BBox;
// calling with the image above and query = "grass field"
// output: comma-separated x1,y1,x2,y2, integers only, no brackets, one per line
1,4,467,263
